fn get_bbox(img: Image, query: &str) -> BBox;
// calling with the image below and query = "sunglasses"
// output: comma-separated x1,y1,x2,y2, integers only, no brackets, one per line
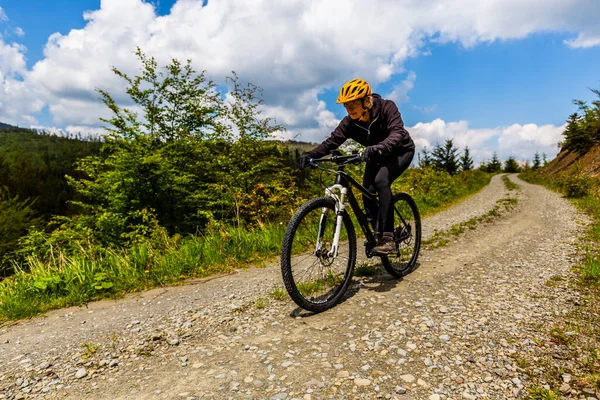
343,99,362,109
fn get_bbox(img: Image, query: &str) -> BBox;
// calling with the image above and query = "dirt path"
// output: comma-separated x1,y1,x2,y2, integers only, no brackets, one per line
0,174,593,400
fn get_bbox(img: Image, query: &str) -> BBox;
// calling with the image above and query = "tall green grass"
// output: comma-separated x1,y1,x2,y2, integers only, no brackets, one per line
573,195,600,286
394,167,492,216
519,168,600,396
0,167,492,321
520,168,600,287
0,224,285,320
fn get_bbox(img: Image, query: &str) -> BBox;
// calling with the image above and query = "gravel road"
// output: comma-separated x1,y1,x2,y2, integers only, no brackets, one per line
0,174,595,400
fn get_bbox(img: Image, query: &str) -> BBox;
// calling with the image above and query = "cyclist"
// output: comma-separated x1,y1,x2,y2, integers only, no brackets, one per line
297,78,415,255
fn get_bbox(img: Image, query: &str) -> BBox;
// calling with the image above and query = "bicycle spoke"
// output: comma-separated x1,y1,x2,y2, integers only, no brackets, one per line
381,193,421,278
280,197,357,312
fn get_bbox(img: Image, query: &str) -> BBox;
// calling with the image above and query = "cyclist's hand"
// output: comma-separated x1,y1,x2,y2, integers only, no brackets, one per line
297,153,312,170
361,146,383,163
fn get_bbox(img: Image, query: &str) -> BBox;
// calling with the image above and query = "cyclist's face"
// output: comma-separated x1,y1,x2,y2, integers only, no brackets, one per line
343,98,364,119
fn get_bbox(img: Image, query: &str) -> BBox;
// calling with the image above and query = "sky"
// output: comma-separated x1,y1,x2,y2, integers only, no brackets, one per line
1,0,599,165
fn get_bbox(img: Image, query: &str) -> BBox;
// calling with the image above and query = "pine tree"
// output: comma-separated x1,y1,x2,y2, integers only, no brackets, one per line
418,147,433,168
560,87,600,154
431,139,459,175
532,152,542,171
459,146,474,171
503,156,520,173
487,152,502,173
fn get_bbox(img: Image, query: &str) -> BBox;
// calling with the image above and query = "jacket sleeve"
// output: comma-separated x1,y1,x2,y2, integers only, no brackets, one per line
307,119,350,158
376,100,413,155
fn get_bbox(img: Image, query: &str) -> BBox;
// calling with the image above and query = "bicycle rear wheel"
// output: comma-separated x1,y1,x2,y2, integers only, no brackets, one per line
280,197,357,313
381,192,421,278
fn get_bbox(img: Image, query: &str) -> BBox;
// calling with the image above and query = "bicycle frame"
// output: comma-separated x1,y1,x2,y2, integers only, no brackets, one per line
314,154,380,258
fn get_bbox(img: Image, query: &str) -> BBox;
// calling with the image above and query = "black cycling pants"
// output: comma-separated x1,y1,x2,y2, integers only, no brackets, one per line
362,149,415,234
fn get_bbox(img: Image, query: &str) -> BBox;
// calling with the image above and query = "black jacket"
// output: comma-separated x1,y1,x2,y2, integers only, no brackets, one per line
308,94,415,159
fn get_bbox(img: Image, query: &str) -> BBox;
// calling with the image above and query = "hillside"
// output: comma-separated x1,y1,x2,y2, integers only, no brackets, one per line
0,129,102,216
0,122,19,130
542,144,600,178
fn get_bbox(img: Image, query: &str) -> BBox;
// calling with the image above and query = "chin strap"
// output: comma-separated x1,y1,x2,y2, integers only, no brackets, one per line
358,98,370,122
358,111,370,122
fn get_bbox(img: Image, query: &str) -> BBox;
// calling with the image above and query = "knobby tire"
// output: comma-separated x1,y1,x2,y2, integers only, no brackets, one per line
280,197,357,313
381,192,421,278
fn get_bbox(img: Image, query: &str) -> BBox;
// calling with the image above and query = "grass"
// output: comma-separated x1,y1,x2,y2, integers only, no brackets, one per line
549,324,577,346
80,342,99,359
423,194,519,249
254,298,267,309
0,224,286,321
526,387,559,400
269,287,288,301
545,275,565,287
502,174,520,191
296,271,344,297
0,169,495,322
353,262,378,277
517,170,600,394
582,253,600,283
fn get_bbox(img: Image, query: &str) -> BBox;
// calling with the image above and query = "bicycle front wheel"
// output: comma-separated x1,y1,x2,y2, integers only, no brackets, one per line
381,192,421,278
280,197,357,313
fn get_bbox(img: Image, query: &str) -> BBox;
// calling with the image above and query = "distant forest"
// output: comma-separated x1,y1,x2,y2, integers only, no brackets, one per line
0,130,102,263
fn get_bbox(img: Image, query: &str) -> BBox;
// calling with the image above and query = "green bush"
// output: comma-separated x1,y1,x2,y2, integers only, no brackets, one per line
393,165,491,215
555,165,599,198
0,189,42,275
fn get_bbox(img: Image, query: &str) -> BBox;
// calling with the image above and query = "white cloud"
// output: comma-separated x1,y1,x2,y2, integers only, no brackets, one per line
413,105,438,113
0,39,26,77
0,0,597,160
11,0,597,127
386,71,417,104
0,7,7,22
409,119,566,163
0,37,42,125
264,88,340,143
564,34,600,49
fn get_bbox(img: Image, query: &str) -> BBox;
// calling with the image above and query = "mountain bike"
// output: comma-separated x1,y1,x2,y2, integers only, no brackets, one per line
280,151,421,313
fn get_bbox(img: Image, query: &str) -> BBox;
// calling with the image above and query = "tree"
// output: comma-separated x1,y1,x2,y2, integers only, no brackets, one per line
479,152,502,173
431,139,459,175
503,156,520,173
460,146,474,171
418,147,433,168
532,152,542,171
68,49,293,247
560,87,600,154
0,188,41,275
488,152,503,173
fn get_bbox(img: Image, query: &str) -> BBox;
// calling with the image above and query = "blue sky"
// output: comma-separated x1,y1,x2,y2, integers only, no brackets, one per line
1,0,599,164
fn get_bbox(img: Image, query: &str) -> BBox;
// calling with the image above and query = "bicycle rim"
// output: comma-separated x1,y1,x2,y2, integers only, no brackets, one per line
381,193,421,278
280,198,357,313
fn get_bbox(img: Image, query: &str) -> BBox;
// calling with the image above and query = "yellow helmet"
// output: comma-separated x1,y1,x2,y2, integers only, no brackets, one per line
336,78,372,104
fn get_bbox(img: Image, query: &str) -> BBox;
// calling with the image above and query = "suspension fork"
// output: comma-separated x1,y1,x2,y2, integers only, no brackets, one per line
317,184,347,258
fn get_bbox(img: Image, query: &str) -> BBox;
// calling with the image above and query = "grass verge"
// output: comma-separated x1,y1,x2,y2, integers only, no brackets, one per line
0,169,494,322
519,170,600,397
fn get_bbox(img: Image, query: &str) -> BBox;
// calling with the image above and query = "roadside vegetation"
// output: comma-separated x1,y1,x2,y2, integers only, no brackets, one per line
423,184,518,249
518,86,600,397
519,168,600,397
0,50,502,322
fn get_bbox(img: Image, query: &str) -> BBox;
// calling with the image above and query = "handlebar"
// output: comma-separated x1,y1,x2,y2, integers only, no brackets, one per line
308,153,362,169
